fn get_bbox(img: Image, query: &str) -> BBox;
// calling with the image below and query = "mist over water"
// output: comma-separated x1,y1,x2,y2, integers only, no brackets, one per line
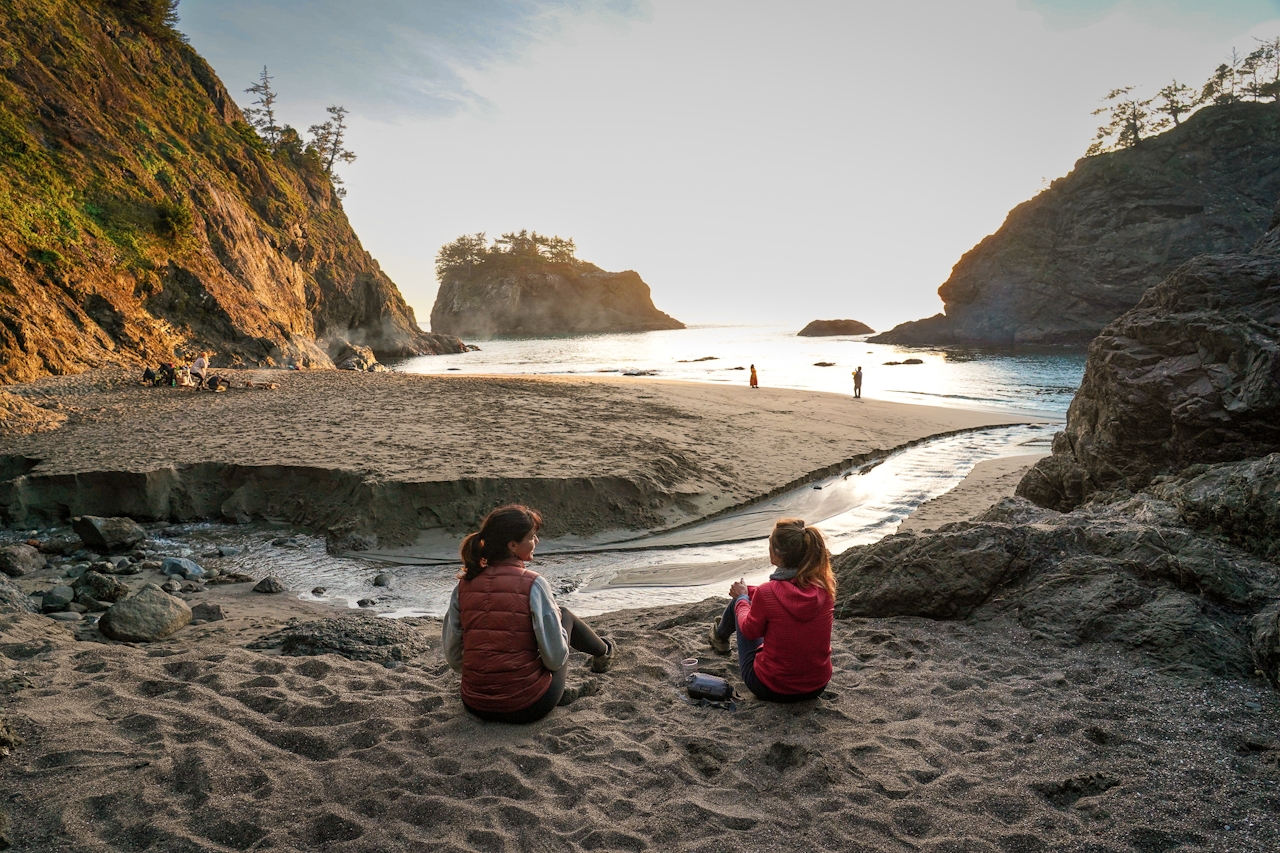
394,325,1086,417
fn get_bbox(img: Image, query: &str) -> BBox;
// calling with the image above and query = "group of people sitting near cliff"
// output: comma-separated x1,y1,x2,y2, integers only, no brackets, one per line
443,504,835,723
141,353,279,391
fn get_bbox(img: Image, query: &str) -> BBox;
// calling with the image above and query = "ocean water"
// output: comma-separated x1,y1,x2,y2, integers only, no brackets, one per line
393,324,1087,417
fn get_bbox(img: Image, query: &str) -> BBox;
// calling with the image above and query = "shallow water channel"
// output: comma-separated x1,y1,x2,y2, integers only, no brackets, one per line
148,423,1056,618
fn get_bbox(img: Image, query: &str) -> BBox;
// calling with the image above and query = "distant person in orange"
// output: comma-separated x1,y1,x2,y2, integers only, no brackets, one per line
749,364,759,389
853,366,863,398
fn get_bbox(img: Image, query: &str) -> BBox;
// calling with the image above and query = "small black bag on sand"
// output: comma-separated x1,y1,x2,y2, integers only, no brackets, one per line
686,673,736,702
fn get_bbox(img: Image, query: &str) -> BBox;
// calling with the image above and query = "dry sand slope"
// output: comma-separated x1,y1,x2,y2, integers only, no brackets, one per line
2,601,1278,853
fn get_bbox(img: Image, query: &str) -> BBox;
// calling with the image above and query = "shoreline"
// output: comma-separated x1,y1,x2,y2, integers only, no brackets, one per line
2,368,1053,549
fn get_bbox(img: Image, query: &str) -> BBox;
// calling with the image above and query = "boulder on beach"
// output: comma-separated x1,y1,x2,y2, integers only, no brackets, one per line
332,342,382,372
247,613,428,662
0,544,45,577
99,583,192,642
0,575,37,614
40,585,75,613
797,319,875,337
160,557,205,580
254,576,287,594
73,571,130,604
71,516,145,553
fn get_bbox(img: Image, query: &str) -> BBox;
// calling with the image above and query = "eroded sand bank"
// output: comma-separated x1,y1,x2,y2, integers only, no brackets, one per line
1,369,1041,544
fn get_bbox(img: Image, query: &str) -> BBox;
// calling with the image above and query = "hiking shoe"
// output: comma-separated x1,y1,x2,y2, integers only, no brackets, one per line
708,617,730,655
590,638,616,673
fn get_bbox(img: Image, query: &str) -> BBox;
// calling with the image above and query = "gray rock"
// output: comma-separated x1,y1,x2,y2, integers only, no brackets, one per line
67,602,87,614
74,591,106,612
373,573,393,587
0,575,38,614
357,598,377,608
216,545,242,557
247,613,427,662
99,583,192,642
71,516,146,553
73,571,130,603
48,610,82,622
333,342,381,372
253,576,286,594
327,532,377,554
161,579,181,593
834,489,1280,681
63,565,88,580
160,557,205,580
311,587,327,596
0,544,45,577
41,585,74,613
1018,249,1280,512
190,602,226,622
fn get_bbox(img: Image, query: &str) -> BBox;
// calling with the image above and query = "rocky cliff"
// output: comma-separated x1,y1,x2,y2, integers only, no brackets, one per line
872,103,1280,347
831,201,1280,686
0,0,461,385
431,260,684,338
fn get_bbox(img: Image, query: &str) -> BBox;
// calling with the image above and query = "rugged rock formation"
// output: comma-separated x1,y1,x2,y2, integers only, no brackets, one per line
872,103,1280,346
834,199,1280,686
797,319,874,337
0,0,462,385
834,489,1280,682
431,261,684,338
1017,242,1280,511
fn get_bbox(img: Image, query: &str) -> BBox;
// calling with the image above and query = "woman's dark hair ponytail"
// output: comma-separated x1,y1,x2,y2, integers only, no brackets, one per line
458,504,544,581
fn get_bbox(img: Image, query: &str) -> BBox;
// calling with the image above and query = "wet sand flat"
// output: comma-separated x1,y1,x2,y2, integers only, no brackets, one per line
897,453,1049,535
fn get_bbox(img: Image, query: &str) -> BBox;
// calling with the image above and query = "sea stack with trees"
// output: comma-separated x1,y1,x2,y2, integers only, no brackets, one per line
430,231,685,338
872,45,1280,347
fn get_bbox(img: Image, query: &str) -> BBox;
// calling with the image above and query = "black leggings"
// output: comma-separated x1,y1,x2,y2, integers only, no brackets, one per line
465,607,607,724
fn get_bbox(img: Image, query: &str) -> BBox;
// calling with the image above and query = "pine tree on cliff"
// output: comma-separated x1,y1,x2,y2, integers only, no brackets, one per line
307,106,358,198
1153,80,1196,127
107,0,182,41
1087,87,1159,156
244,66,281,146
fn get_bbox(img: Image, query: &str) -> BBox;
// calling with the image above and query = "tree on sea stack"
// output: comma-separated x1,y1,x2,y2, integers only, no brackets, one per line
244,66,281,146
431,231,684,337
1086,87,1159,156
307,106,357,197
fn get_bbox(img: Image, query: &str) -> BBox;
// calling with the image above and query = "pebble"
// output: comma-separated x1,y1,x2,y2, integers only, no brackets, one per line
311,587,327,596
217,545,242,557
47,611,82,622
1245,702,1263,711
357,598,377,608
373,573,393,587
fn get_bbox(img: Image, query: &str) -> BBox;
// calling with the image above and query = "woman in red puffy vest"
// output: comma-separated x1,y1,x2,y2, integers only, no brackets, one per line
443,505,616,723
707,518,835,701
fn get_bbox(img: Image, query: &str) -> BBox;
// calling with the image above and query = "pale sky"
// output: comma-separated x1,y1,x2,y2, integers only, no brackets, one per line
178,0,1280,332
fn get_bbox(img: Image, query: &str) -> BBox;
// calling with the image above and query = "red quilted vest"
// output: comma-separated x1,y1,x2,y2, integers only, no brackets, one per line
457,558,552,713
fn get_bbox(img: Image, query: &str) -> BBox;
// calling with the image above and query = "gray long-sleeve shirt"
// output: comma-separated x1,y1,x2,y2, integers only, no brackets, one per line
442,575,570,673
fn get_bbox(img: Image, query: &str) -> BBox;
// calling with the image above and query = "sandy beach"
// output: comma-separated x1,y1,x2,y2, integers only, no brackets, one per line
897,454,1049,536
3,370,1277,852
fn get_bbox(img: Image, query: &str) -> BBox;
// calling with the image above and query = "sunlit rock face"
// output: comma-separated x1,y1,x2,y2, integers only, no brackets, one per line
873,103,1280,347
431,264,684,338
0,1,459,384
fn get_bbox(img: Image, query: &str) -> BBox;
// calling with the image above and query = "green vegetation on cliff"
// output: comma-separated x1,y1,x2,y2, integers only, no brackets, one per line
0,0,452,384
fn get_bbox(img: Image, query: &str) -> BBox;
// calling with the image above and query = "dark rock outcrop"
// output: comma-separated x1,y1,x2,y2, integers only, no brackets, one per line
872,104,1280,346
432,262,684,338
0,1,461,385
0,576,36,614
797,319,874,337
835,489,1280,682
1016,248,1280,512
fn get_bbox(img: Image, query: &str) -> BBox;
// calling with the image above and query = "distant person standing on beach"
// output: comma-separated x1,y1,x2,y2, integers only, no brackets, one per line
749,364,759,389
707,518,834,701
853,366,863,399
443,504,616,723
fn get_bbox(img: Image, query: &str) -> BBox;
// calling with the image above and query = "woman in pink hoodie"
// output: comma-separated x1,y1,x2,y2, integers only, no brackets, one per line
708,518,835,701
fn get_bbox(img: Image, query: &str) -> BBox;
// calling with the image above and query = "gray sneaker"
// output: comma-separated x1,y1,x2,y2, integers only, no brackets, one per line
708,616,730,655
591,638,616,673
